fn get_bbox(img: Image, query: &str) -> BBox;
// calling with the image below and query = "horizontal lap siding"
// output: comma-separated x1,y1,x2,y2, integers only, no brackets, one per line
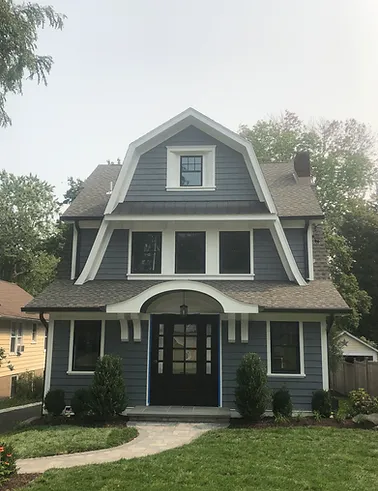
96,230,129,279
50,320,148,406
79,229,97,273
222,321,322,411
284,228,306,278
253,229,287,280
125,126,258,202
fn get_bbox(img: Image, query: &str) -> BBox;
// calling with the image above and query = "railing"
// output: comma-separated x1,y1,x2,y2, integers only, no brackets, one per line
330,360,378,396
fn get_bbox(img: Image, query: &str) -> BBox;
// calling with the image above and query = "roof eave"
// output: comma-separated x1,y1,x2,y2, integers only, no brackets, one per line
21,306,107,313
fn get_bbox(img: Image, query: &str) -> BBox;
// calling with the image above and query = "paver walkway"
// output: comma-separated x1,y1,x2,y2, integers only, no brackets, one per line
18,422,226,474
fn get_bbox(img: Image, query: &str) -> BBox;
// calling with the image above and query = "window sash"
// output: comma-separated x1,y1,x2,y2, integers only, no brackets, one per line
72,321,101,372
131,232,162,274
270,322,300,374
10,323,23,353
180,156,203,187
219,231,250,274
175,232,206,274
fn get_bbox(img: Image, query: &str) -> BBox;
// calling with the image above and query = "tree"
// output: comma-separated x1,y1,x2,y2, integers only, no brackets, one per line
0,171,60,294
0,0,65,127
60,177,84,205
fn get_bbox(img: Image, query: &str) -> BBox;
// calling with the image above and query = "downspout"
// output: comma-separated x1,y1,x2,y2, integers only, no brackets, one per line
39,312,49,416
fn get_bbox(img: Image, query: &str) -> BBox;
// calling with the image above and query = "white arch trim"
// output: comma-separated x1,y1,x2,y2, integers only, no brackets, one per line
106,281,259,314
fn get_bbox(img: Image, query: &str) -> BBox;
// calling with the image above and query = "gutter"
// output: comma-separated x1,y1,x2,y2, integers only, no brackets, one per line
22,306,106,313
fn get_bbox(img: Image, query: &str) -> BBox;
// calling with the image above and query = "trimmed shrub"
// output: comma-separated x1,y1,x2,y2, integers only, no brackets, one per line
44,389,66,416
71,388,91,417
349,388,378,416
15,371,43,401
0,442,17,485
272,387,293,418
89,355,127,420
311,390,332,418
235,353,270,421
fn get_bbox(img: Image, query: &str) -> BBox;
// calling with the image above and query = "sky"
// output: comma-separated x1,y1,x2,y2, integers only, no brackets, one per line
1,0,378,199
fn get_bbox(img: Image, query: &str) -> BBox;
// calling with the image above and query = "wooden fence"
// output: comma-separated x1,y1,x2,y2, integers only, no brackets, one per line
330,360,378,397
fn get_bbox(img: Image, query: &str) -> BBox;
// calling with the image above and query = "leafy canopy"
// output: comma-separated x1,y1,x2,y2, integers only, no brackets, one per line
0,0,65,126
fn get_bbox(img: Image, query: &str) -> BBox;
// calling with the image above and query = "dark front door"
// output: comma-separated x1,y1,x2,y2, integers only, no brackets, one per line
150,314,219,406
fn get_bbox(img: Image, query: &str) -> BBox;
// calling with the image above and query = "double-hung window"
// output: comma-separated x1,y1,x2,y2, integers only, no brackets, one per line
175,232,205,274
10,323,23,354
180,156,203,186
131,232,162,274
269,322,302,375
71,320,102,372
219,231,251,274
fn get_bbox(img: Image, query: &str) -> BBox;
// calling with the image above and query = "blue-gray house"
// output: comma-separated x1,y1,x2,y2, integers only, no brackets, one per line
23,108,349,412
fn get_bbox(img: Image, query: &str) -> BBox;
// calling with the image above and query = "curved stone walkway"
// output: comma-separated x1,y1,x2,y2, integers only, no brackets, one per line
18,422,227,474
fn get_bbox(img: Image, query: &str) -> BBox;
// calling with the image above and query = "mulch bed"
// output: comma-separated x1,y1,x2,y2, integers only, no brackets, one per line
0,474,40,491
230,417,355,429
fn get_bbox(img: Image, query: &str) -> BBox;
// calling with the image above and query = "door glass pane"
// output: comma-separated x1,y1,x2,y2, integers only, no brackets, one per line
159,324,164,335
173,324,185,335
186,324,197,336
173,336,185,348
206,362,211,374
186,337,197,348
173,350,185,361
185,349,197,361
158,349,164,361
173,362,185,374
159,337,164,348
206,337,211,348
158,362,163,374
206,350,211,361
206,324,212,336
186,363,197,374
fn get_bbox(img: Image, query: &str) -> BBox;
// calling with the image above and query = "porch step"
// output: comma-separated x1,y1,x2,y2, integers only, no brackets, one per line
125,406,231,424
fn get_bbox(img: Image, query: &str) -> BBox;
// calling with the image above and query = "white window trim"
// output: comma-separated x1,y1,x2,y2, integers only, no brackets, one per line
10,322,23,355
266,320,306,378
31,323,38,344
166,145,216,191
67,319,105,375
128,228,255,279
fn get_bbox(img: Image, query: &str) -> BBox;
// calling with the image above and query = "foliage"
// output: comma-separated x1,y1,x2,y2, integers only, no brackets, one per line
14,371,43,401
328,326,345,373
272,387,292,418
0,346,13,371
311,390,332,418
348,389,378,416
0,442,16,485
44,389,66,416
0,0,65,127
235,353,270,420
89,355,127,420
0,171,60,294
60,177,84,205
71,388,91,418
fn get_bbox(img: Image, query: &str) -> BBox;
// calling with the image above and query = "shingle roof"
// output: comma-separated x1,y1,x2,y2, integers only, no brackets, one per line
23,279,349,313
62,162,323,219
0,281,39,320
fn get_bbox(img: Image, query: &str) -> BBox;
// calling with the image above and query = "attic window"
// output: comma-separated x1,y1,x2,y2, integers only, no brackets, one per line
166,146,216,191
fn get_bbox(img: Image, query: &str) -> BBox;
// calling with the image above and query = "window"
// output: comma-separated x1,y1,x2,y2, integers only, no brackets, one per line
32,323,37,342
220,231,250,274
172,324,197,375
175,232,205,274
10,375,18,397
270,322,301,374
180,156,203,186
72,320,102,372
131,232,162,274
10,323,23,354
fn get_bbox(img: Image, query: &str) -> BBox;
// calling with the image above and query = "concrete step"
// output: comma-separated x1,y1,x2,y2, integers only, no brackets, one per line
126,406,231,424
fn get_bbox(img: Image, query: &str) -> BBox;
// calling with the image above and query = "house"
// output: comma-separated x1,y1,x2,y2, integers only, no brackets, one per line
0,281,46,398
23,108,350,413
336,331,378,363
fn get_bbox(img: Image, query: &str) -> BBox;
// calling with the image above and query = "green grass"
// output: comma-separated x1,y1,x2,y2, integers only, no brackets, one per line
1,425,138,458
0,397,40,410
25,427,378,491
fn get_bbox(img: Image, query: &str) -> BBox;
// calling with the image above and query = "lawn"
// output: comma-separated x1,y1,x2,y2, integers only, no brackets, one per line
1,425,138,458
25,427,378,491
0,397,40,410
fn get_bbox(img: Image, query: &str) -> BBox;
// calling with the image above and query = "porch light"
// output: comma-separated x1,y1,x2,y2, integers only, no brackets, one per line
180,292,188,316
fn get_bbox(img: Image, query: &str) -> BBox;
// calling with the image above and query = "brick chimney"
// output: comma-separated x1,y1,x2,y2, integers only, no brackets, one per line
293,151,311,184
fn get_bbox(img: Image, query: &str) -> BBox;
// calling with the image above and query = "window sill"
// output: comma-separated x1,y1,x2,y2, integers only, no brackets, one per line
267,373,306,378
66,371,95,375
166,186,216,192
128,274,255,281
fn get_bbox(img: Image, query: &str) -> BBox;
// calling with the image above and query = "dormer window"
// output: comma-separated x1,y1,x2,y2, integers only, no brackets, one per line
166,146,216,191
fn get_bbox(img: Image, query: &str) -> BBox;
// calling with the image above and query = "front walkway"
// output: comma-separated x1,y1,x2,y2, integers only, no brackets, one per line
18,422,227,474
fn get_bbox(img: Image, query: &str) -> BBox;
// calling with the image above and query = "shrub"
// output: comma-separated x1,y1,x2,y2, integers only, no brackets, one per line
272,387,293,418
89,355,127,420
14,371,43,401
311,390,332,418
0,442,17,485
44,389,66,416
71,388,91,417
235,353,270,421
349,388,378,416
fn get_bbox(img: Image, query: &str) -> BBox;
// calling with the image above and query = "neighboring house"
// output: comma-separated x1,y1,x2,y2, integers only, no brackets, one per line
0,281,46,398
336,331,378,363
23,108,350,412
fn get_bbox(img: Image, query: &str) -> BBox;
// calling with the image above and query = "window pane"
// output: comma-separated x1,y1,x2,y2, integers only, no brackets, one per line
206,362,212,374
186,363,197,374
185,349,197,362
10,337,16,353
158,349,164,361
206,324,212,336
180,156,202,187
131,232,162,274
185,324,197,336
173,350,185,361
158,362,163,374
206,350,211,361
73,321,101,371
173,336,185,348
175,232,205,273
173,362,185,374
158,337,164,348
173,324,185,335
32,324,37,341
186,337,197,348
270,322,300,374
159,324,164,335
220,231,250,274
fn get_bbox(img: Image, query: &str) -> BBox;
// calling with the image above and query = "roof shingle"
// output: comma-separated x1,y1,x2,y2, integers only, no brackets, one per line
0,281,39,320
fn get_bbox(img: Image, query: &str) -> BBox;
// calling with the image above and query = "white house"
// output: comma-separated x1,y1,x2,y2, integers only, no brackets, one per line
337,331,378,363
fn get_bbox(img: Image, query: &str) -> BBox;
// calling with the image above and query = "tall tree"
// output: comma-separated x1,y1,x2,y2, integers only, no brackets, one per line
0,170,60,294
60,177,84,205
0,0,65,127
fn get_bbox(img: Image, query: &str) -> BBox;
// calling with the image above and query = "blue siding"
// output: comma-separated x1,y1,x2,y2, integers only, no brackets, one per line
222,321,322,411
253,229,288,280
285,228,307,278
96,229,129,279
125,126,258,202
79,229,97,273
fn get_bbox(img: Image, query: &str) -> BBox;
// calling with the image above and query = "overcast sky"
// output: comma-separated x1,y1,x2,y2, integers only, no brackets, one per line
1,0,377,199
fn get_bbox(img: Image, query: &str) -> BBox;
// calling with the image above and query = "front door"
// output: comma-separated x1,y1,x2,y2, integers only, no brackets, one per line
150,314,219,406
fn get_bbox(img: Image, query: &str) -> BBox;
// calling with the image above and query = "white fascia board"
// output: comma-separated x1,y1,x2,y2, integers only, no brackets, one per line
105,214,277,222
70,225,78,280
106,280,259,314
104,107,277,215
